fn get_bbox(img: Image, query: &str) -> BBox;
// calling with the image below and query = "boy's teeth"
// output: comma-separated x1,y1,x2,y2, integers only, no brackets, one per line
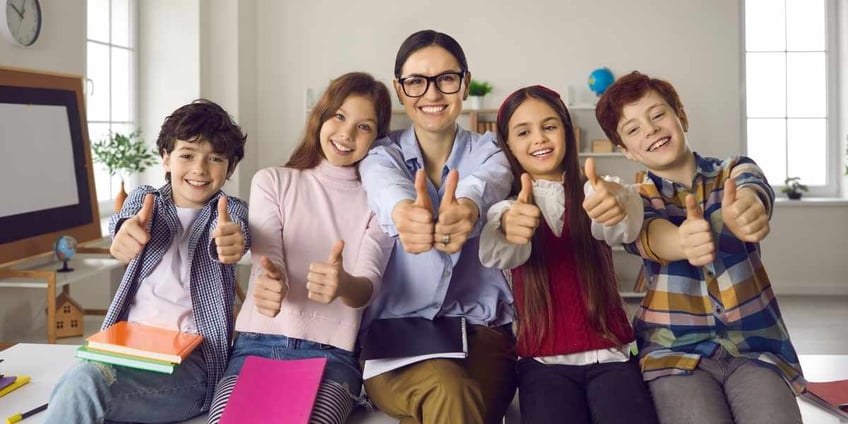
187,180,207,187
648,137,669,152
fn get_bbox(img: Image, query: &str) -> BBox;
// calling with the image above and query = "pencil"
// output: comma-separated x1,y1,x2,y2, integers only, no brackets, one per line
5,403,47,424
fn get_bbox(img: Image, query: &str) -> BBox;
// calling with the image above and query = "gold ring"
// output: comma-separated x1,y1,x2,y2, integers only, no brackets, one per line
441,234,450,246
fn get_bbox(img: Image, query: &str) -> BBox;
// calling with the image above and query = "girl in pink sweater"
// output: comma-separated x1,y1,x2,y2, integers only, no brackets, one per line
208,72,394,424
479,86,658,424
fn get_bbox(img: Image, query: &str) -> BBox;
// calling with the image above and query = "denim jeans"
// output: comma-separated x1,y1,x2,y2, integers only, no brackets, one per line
225,332,362,399
43,349,207,424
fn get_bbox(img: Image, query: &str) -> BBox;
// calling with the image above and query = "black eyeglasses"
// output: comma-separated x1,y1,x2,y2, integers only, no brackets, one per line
397,71,465,98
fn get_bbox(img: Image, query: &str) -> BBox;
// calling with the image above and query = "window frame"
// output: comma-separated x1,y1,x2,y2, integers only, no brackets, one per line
85,0,138,215
741,0,840,198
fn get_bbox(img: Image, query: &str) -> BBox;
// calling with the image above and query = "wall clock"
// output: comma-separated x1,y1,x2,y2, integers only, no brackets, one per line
0,0,42,47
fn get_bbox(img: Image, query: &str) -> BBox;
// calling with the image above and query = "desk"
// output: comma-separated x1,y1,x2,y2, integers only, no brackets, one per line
0,240,122,343
3,343,839,423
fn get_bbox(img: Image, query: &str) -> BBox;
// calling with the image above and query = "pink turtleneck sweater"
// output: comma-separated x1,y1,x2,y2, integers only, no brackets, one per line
235,161,393,351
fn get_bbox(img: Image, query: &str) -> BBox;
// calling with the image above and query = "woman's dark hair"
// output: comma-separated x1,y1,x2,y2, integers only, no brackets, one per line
286,72,391,170
156,98,247,182
596,71,688,147
394,29,469,78
496,85,624,350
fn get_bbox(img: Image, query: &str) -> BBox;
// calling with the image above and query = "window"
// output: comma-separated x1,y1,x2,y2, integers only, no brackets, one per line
743,0,837,197
86,0,137,205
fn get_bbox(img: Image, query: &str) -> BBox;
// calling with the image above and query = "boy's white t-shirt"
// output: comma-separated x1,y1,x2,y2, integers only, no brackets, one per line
127,206,200,333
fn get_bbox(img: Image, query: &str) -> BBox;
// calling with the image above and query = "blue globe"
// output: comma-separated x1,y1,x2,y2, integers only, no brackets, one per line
588,67,615,96
54,235,78,266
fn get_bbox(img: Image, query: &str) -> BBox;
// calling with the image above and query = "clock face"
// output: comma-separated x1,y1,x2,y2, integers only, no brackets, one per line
2,0,41,46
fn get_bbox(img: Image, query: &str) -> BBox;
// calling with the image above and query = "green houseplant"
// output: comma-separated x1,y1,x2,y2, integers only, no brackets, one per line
781,176,808,200
467,79,493,109
91,130,157,211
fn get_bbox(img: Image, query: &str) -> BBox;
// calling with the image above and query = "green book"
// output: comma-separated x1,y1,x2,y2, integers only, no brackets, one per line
75,346,176,374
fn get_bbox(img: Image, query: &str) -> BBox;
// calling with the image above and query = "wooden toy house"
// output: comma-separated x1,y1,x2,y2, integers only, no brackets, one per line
55,291,84,338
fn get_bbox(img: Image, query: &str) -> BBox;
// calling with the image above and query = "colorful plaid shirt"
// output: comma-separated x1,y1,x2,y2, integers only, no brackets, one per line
104,184,250,408
626,153,805,394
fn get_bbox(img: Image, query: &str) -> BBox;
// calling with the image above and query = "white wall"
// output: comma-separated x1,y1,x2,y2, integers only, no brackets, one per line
1,0,846,342
253,0,742,167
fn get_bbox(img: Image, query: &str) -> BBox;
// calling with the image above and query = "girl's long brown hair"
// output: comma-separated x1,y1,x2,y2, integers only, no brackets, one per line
286,72,391,170
496,85,624,348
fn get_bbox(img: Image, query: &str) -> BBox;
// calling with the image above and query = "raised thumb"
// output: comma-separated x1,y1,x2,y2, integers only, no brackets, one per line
413,169,432,210
217,196,231,223
722,179,737,207
137,193,155,227
584,157,600,187
439,169,459,210
328,240,344,264
259,256,283,280
685,194,703,220
517,173,533,204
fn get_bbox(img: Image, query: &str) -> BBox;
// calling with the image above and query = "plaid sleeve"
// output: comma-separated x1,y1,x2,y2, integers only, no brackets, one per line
724,155,775,218
624,182,668,263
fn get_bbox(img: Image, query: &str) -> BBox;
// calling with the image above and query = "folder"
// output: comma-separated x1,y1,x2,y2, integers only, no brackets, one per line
360,316,468,380
802,380,848,419
220,356,327,424
86,321,203,364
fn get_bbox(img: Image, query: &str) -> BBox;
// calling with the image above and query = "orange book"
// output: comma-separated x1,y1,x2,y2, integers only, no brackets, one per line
86,321,203,364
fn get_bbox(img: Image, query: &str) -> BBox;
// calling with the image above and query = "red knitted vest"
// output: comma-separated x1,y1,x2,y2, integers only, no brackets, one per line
511,222,634,358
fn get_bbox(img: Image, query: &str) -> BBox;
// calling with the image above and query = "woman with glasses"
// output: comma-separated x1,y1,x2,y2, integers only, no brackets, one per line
358,29,517,424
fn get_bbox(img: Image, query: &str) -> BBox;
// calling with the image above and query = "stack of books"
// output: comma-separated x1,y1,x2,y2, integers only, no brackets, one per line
75,321,203,374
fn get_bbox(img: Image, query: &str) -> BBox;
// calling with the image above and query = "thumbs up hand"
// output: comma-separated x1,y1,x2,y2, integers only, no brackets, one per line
212,197,246,264
435,169,478,253
391,170,436,254
111,193,155,263
679,194,715,266
306,240,350,304
721,179,770,242
582,158,628,226
502,173,541,245
253,256,288,317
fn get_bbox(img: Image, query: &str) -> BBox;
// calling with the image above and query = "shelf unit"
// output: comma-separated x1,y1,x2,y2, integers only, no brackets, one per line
0,239,120,343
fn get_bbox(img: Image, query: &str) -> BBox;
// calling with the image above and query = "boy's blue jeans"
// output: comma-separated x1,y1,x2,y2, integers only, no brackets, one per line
43,349,207,424
224,332,362,399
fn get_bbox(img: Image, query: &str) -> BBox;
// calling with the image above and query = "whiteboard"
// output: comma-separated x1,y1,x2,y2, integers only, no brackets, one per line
0,103,80,218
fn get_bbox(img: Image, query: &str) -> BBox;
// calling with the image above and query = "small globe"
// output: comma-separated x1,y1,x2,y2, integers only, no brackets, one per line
588,67,615,96
54,235,78,262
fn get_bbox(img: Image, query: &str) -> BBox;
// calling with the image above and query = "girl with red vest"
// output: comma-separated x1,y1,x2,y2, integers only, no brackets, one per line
479,85,658,424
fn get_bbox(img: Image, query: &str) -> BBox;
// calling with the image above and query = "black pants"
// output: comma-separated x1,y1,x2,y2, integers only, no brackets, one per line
516,357,659,424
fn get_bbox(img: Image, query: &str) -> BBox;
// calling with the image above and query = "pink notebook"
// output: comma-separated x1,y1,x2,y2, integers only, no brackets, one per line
220,356,327,424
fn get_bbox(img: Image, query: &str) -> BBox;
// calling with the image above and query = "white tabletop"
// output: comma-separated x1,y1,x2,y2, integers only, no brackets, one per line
0,343,78,423
0,344,844,423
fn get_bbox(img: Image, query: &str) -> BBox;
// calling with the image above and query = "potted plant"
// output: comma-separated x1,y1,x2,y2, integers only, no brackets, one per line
781,176,808,200
91,130,158,211
467,79,493,110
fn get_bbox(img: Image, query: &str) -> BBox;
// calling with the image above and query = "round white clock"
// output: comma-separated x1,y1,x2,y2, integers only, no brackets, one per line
0,0,42,47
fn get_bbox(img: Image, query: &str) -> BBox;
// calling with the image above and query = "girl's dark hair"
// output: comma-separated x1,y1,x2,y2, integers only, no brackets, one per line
394,29,469,78
156,98,247,182
496,85,624,350
286,72,391,170
595,71,688,147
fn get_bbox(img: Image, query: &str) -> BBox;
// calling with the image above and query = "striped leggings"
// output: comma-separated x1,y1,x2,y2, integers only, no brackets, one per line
207,374,354,424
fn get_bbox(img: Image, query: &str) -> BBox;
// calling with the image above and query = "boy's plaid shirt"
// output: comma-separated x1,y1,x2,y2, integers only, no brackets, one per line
103,184,250,408
626,153,805,394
